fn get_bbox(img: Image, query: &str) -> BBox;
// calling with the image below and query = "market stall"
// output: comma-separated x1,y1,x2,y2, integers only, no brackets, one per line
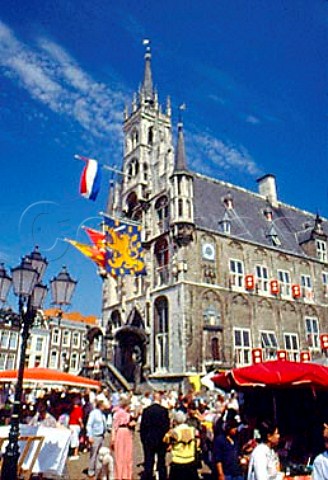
0,367,101,389
212,360,328,477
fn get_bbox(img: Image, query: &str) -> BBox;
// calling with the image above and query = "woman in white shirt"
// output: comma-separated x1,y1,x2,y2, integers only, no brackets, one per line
247,420,283,480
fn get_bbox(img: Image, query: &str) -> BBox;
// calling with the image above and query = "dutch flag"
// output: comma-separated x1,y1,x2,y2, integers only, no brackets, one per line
77,155,102,201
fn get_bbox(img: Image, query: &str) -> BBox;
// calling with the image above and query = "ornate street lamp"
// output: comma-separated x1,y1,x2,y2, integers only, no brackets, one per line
0,249,77,480
50,265,77,324
0,263,12,304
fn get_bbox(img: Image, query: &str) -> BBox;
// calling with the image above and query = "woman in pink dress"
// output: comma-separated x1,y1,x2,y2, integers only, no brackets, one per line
110,395,136,480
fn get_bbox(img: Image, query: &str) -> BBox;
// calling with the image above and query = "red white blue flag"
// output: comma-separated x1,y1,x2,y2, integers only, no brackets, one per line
77,155,102,201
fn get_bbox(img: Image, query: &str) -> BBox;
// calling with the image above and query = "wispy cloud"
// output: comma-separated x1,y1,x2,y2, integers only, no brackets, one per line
188,131,261,177
0,20,126,141
0,19,261,178
245,114,261,125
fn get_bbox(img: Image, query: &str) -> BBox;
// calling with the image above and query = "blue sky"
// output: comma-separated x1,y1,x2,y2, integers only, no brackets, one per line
0,0,327,316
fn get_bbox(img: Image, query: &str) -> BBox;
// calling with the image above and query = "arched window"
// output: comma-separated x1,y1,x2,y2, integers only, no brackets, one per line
131,129,139,149
186,199,192,218
177,177,182,195
125,137,132,154
111,310,122,328
155,196,169,232
127,162,133,179
211,338,220,361
134,158,140,176
155,238,169,267
154,297,169,371
126,192,142,220
178,199,183,217
143,163,149,181
148,127,153,145
154,238,169,285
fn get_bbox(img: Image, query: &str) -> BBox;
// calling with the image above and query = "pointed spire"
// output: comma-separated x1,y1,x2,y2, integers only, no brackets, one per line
141,39,154,104
174,121,187,171
166,96,172,117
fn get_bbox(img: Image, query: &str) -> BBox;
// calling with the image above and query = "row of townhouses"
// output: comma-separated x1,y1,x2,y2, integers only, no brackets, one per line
0,309,102,375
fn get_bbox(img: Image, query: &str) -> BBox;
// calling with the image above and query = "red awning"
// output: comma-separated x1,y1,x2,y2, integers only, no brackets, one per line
211,360,328,390
0,367,101,389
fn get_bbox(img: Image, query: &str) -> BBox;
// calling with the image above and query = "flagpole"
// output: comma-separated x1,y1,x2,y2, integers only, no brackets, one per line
74,154,128,177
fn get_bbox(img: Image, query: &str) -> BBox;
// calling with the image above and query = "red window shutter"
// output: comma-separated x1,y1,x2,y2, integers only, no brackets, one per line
320,334,328,350
270,279,279,295
300,351,311,362
277,350,288,361
292,284,301,298
245,274,255,290
252,348,263,364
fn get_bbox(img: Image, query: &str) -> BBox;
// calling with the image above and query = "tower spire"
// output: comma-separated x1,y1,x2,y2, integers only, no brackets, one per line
141,39,154,104
175,105,188,171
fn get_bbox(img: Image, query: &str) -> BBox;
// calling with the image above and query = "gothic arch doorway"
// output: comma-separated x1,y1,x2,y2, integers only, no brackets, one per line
114,308,147,385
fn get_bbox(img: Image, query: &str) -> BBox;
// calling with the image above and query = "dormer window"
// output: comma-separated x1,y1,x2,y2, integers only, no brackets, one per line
314,214,323,234
263,207,273,222
266,224,281,246
219,211,231,234
316,239,327,262
223,192,234,209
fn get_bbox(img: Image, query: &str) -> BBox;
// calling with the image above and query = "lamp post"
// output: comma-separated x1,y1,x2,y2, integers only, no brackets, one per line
50,265,77,324
0,248,77,480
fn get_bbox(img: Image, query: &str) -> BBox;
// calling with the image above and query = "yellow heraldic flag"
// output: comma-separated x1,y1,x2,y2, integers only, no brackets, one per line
103,216,146,276
66,239,106,268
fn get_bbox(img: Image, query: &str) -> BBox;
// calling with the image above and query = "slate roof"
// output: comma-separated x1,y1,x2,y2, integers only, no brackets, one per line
192,173,328,258
174,123,188,172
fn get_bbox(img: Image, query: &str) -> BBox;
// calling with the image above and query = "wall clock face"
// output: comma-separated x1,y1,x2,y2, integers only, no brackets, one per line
202,243,215,261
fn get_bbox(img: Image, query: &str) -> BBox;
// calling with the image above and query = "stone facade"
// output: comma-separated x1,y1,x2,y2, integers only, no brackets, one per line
102,47,328,387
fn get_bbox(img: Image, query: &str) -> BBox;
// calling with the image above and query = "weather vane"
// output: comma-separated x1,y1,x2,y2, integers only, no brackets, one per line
142,38,151,53
178,103,187,123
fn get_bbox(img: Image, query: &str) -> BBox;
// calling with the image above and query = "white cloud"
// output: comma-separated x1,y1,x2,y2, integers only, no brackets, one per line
189,132,261,176
0,20,126,142
0,20,261,178
245,114,261,125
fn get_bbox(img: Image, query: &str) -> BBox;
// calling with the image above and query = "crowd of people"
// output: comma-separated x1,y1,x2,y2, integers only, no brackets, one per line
0,384,327,479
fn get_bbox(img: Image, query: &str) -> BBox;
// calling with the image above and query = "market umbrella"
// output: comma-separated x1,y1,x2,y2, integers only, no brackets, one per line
0,367,101,389
211,360,328,390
